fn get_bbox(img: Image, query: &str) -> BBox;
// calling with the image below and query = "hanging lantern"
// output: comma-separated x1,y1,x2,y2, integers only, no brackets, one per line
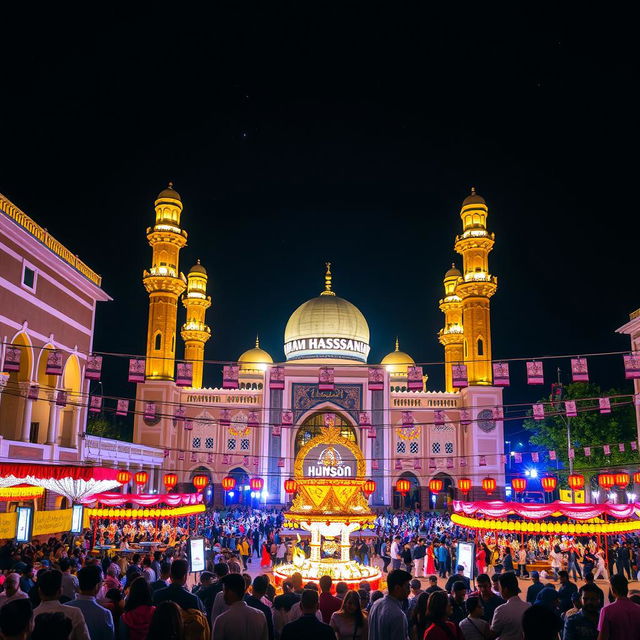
284,478,297,494
634,471,640,485
511,477,527,493
541,476,557,493
598,473,615,491
250,477,264,492
481,477,496,495
396,478,411,496
134,471,148,486
567,474,585,491
193,475,208,492
163,473,178,491
363,479,376,497
614,472,630,489
117,470,131,485
428,478,443,494
458,478,472,495
222,476,236,492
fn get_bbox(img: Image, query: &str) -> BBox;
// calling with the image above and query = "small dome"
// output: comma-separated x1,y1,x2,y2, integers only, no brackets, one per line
239,338,273,372
462,186,485,206
189,260,207,276
381,339,415,375
445,263,461,279
156,182,182,202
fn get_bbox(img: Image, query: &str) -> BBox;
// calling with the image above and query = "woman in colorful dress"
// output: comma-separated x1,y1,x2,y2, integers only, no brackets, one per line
426,542,436,575
260,540,272,568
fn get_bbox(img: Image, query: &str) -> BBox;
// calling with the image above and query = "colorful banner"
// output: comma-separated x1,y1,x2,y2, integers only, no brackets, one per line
318,367,335,391
407,366,423,391
32,509,73,536
270,366,285,389
175,362,193,387
526,361,544,384
128,359,145,383
452,363,468,388
46,350,63,376
222,365,239,389
492,361,510,386
571,357,589,382
368,367,384,390
85,355,103,381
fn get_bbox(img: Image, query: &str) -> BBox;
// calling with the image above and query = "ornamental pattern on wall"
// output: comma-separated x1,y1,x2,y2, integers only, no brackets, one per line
291,383,363,423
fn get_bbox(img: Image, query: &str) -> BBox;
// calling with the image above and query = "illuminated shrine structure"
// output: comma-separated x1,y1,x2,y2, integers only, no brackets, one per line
273,425,381,588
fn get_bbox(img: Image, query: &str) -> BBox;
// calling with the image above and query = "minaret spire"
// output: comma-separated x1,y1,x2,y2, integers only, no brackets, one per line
320,261,335,296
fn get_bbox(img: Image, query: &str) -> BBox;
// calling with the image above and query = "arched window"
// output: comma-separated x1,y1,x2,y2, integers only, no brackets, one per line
464,340,468,358
477,338,484,356
294,412,356,458
154,333,162,351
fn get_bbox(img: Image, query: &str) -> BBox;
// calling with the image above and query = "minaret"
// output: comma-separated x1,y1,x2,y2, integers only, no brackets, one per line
438,264,464,392
181,260,212,388
453,188,498,385
142,183,188,380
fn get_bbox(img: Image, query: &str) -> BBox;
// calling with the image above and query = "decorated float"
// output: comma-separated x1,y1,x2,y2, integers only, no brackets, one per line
274,424,381,589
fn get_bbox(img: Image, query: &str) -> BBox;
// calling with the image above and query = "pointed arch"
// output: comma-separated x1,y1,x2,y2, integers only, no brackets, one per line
154,332,162,351
477,336,485,357
0,332,33,439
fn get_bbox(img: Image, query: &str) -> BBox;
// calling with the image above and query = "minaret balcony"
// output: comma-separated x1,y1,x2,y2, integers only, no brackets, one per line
143,272,187,295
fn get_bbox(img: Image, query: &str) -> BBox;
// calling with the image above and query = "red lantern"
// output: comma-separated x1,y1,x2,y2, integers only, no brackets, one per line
598,473,615,491
396,478,411,496
541,476,557,493
163,473,178,491
481,477,496,495
428,478,444,494
193,475,208,492
511,477,527,493
284,478,297,494
567,474,585,491
615,472,630,489
634,471,640,485
250,477,264,492
117,470,131,485
134,471,148,486
222,476,236,492
363,479,376,497
458,478,472,495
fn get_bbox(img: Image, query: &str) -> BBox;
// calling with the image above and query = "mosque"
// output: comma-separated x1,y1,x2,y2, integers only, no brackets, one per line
134,185,504,507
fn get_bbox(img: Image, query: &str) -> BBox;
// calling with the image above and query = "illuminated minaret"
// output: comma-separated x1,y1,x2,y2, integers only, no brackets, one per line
438,264,464,392
453,188,498,385
142,183,188,380
181,260,211,388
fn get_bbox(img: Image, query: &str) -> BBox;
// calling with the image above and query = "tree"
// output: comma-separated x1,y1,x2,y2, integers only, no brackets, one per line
522,383,638,481
86,414,132,441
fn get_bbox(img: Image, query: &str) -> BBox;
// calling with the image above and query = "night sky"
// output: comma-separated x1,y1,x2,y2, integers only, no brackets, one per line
1,8,636,441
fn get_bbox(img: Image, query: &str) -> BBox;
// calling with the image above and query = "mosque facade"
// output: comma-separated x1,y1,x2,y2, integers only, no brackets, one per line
134,185,505,507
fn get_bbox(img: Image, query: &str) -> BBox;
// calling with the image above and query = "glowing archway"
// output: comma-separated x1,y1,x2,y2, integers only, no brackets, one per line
294,409,357,458
0,332,33,440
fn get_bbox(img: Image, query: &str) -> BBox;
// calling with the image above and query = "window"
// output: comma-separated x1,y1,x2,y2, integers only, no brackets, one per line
154,333,162,350
227,438,236,450
396,441,406,454
23,267,35,289
477,338,484,356
445,442,454,454
240,438,250,451
205,437,214,449
432,442,441,454
409,441,419,454
192,437,201,449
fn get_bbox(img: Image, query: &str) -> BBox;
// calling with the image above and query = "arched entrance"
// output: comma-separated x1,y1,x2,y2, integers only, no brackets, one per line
224,467,250,505
0,332,32,440
31,345,58,444
429,472,454,510
394,471,421,509
60,355,81,447
294,411,357,458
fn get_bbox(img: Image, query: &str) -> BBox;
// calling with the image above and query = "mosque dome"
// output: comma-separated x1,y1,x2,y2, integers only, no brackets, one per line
462,186,485,207
156,182,182,202
239,337,273,372
189,260,207,276
284,264,370,362
444,264,461,279
381,339,415,376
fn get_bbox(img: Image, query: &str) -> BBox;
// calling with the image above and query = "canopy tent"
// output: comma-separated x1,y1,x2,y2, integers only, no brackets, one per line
81,492,203,507
0,463,123,501
453,500,639,520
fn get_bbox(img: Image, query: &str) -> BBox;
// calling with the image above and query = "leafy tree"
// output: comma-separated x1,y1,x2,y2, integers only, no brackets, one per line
86,414,132,441
522,383,638,482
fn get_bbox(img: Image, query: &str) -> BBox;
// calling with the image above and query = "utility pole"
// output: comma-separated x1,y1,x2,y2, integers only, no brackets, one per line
554,367,573,499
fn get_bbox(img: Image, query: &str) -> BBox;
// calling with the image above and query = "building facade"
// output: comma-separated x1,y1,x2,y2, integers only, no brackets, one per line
617,308,640,443
134,185,505,506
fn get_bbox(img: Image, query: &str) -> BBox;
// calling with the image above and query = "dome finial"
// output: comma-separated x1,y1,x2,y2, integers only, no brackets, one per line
395,337,400,351
320,261,335,296
470,186,476,195
168,181,174,189
255,333,260,348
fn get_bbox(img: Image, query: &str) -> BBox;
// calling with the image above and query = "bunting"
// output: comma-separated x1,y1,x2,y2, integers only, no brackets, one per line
565,401,577,417
144,402,157,422
116,399,129,416
318,367,335,391
175,362,193,388
624,353,640,379
2,346,21,371
526,361,544,385
492,361,510,386
223,365,239,389
533,404,545,420
46,350,63,376
407,366,423,391
281,410,293,428
571,357,589,382
358,412,371,428
269,366,285,389
85,355,103,381
89,396,102,413
128,359,145,383
368,367,384,390
452,363,468,388
599,397,611,414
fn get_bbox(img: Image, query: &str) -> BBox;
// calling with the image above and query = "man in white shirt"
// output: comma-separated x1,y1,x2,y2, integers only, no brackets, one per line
0,573,28,608
212,573,268,640
490,572,530,640
33,569,91,640
390,536,402,571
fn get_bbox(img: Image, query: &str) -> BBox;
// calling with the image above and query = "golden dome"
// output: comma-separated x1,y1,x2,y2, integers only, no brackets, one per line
462,186,485,207
444,263,461,279
156,182,182,202
284,264,370,362
189,259,207,276
239,337,273,372
381,338,415,375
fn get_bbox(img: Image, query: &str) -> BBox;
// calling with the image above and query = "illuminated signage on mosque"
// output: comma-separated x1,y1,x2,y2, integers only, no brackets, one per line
284,337,370,361
303,443,357,477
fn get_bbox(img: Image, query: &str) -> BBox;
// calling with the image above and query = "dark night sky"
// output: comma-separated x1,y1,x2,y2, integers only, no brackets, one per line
1,7,636,440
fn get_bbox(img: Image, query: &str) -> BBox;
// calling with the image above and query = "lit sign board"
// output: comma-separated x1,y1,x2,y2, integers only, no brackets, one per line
189,537,206,573
16,506,33,543
284,337,370,362
71,505,84,534
302,442,358,478
456,541,475,580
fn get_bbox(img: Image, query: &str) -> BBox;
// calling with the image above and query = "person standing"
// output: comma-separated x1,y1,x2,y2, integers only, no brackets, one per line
517,547,528,578
390,537,403,571
459,597,490,640
597,574,640,640
557,570,578,614
281,589,335,640
318,576,341,625
120,577,156,640
567,546,583,582
381,539,391,574
423,591,463,640
368,569,411,640
0,573,28,608
330,590,368,640
152,559,206,614
243,575,274,640
212,573,268,640
436,544,450,579
66,566,115,640
564,583,602,640
490,572,530,640
526,572,545,605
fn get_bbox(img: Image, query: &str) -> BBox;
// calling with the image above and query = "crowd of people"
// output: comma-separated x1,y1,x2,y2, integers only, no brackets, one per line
1,507,640,640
